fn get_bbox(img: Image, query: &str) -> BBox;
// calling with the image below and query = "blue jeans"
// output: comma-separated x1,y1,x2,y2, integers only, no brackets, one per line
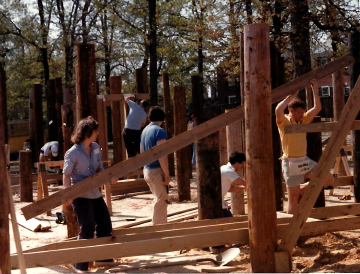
223,208,233,218
72,197,112,270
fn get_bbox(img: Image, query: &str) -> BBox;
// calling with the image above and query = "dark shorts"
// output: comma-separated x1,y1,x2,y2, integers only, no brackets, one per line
122,128,141,158
223,208,233,218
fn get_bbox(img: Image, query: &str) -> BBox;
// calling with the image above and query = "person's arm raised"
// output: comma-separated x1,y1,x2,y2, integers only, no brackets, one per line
306,79,322,121
275,90,299,124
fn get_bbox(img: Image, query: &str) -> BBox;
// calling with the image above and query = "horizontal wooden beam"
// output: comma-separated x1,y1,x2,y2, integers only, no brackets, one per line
285,121,360,134
310,203,360,219
271,53,354,103
21,53,353,220
11,173,62,186
333,176,354,187
12,216,360,269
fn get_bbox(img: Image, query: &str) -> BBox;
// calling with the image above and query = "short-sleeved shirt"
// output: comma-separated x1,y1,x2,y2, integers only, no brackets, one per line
221,162,240,209
63,142,103,199
125,100,147,130
40,141,58,156
277,113,313,158
141,123,167,169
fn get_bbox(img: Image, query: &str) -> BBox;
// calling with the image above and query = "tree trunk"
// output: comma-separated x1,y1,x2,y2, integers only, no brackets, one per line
290,0,312,102
148,0,158,105
0,62,8,143
29,83,44,162
47,79,58,142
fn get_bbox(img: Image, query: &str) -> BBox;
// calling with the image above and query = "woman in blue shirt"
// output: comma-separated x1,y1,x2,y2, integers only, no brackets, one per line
63,116,116,272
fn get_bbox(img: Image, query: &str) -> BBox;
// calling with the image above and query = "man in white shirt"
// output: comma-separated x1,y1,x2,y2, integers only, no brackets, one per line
221,152,246,217
39,141,59,162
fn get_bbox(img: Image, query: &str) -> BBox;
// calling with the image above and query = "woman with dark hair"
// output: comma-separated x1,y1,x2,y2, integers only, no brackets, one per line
63,116,116,272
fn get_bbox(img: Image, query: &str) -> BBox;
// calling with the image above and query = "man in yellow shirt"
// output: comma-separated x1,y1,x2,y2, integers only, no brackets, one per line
276,80,334,214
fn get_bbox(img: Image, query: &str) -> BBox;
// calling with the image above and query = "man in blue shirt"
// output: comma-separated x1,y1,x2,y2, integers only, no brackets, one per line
123,95,149,158
141,106,170,225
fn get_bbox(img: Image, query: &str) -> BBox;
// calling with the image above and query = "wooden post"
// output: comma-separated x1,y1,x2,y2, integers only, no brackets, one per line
226,111,245,215
350,31,360,203
192,76,222,220
19,150,33,202
135,68,148,93
0,80,10,273
0,62,8,143
61,103,80,238
307,116,325,207
174,86,191,201
244,23,277,272
76,44,98,120
29,83,44,162
270,41,285,211
162,73,175,176
55,78,64,159
38,163,51,216
97,98,108,161
219,127,228,166
110,76,123,164
47,79,58,142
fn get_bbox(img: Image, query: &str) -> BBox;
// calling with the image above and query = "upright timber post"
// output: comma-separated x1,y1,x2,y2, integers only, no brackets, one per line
135,68,148,94
162,73,175,176
244,23,277,272
110,76,123,164
192,75,222,219
270,41,285,211
0,63,10,273
55,78,64,159
47,79,58,142
0,62,8,143
61,103,80,238
19,150,33,202
219,127,228,166
76,44,98,120
226,110,245,215
29,83,44,162
97,97,108,161
174,86,191,201
350,31,360,203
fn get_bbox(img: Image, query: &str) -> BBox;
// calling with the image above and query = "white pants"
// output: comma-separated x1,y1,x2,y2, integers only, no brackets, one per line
144,168,168,225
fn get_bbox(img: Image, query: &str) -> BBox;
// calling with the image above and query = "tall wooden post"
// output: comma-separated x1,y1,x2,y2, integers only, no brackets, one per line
270,41,285,211
47,79,58,142
226,111,245,215
76,44,98,120
192,75,222,219
110,76,123,164
19,150,33,202
0,64,10,273
97,98,108,161
174,86,191,201
219,127,228,166
162,73,175,176
0,62,8,143
29,83,44,162
332,61,345,120
55,78,64,159
245,23,277,272
350,32,360,203
61,103,80,238
135,68,148,94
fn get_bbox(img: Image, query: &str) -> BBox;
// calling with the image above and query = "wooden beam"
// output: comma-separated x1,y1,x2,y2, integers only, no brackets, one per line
285,121,360,134
29,83,44,162
279,75,360,255
331,176,353,187
19,151,33,202
245,23,277,273
97,98,109,161
55,78,64,160
20,53,354,220
47,79,58,142
103,94,124,102
110,76,123,165
271,53,354,103
38,164,51,216
13,216,360,269
310,203,360,219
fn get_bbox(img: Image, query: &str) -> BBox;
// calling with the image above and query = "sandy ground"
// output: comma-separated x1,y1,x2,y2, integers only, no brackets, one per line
9,152,360,273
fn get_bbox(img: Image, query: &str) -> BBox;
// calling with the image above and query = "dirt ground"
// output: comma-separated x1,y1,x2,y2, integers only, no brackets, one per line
10,161,360,273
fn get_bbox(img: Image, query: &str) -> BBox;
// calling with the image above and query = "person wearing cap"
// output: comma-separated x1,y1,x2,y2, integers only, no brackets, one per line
39,141,59,162
123,95,149,158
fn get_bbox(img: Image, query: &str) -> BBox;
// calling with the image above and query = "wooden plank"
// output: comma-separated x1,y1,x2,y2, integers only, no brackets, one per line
333,176,354,187
40,161,64,168
38,164,51,216
310,203,360,219
271,53,354,103
20,53,353,220
10,213,41,232
285,121,360,134
279,75,360,255
19,151,33,202
111,191,151,201
103,94,124,102
274,251,291,273
13,216,360,269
